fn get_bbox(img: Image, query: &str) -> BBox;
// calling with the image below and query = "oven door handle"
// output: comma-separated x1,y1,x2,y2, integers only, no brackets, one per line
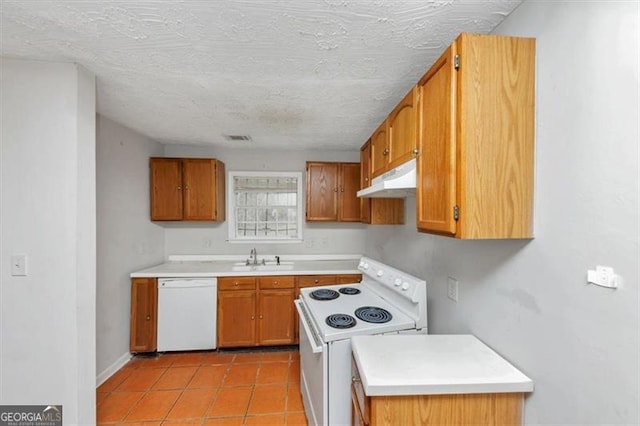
294,300,324,354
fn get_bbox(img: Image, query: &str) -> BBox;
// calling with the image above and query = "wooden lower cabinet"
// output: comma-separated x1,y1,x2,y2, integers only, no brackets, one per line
351,357,523,426
217,276,296,348
217,289,257,348
130,278,158,353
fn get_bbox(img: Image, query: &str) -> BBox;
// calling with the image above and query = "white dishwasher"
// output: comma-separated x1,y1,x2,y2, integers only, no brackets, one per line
157,278,217,352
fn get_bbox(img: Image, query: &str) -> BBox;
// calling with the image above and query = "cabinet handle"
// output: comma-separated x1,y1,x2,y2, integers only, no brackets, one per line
145,315,150,321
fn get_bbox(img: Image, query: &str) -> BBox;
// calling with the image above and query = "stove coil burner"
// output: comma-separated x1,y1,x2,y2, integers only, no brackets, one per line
310,289,340,301
325,314,357,329
355,306,393,324
338,287,361,295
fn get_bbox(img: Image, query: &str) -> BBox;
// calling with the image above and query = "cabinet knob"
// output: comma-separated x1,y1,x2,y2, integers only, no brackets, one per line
234,282,239,286
340,187,344,192
177,186,182,190
412,148,419,155
334,188,338,192
274,281,278,285
145,315,150,321
365,177,369,182
351,376,360,383
184,185,189,190
259,315,263,319
251,315,255,320
383,148,389,155
314,279,319,283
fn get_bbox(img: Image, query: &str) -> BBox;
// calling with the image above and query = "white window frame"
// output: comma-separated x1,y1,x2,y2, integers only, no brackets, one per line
227,171,304,243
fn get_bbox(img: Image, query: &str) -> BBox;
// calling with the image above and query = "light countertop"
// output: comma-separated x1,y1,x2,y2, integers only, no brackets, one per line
130,255,361,278
351,334,533,396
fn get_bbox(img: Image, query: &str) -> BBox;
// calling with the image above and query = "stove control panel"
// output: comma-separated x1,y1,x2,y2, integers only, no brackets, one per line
358,257,426,302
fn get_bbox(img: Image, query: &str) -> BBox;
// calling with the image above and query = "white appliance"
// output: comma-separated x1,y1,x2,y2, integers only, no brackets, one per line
356,158,416,198
294,257,427,426
157,278,217,352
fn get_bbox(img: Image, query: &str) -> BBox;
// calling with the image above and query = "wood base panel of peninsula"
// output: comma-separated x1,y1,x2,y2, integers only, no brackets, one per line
352,391,523,426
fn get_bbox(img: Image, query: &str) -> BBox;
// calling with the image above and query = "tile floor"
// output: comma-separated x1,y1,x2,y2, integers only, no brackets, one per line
97,349,307,425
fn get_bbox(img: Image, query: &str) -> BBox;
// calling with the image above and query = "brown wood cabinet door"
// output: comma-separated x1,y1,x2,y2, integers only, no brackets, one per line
217,290,256,348
183,159,217,220
130,278,157,352
416,45,457,235
360,141,372,224
150,158,183,220
388,87,418,169
339,163,361,222
370,120,389,178
306,162,338,221
258,289,295,345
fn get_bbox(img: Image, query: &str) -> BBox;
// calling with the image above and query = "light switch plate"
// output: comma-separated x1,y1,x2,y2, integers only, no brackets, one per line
11,254,28,276
447,277,459,302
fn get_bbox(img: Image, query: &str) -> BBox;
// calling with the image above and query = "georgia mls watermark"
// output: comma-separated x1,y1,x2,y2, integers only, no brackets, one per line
0,406,62,426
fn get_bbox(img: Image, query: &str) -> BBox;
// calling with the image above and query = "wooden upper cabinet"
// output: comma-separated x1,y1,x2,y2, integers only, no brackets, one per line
150,157,225,222
150,159,183,220
130,278,157,353
416,33,535,239
306,162,339,221
370,120,389,178
338,163,361,222
388,87,418,170
360,140,405,225
306,162,361,222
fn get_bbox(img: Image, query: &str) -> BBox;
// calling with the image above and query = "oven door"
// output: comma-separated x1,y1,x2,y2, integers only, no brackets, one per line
294,299,327,426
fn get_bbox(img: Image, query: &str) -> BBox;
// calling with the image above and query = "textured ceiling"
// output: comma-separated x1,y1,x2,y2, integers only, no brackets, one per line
0,1,522,150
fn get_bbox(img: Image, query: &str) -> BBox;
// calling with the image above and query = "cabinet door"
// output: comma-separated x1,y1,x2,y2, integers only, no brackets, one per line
416,45,457,235
150,158,183,220
360,141,372,224
339,163,361,222
217,290,256,348
258,289,295,346
182,159,217,220
306,162,339,221
370,120,389,178
388,87,418,169
130,278,157,352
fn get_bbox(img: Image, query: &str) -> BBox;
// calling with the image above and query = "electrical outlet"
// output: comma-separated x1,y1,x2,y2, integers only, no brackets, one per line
447,277,459,302
11,254,28,276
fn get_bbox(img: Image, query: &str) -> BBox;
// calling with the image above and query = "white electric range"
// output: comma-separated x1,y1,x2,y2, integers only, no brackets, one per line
294,256,427,426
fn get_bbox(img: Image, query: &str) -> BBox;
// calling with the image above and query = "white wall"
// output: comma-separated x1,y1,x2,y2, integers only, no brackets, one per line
96,116,164,380
365,2,639,424
1,58,97,424
162,145,369,257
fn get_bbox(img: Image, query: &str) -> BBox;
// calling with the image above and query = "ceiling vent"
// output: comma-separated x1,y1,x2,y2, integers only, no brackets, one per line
224,135,252,142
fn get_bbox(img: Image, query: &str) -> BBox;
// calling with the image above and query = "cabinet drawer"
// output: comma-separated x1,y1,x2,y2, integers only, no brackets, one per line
258,276,295,289
218,277,256,291
337,274,362,284
297,275,337,288
351,356,370,425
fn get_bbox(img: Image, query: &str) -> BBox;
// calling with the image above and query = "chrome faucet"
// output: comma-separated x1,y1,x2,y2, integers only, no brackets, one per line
249,248,257,265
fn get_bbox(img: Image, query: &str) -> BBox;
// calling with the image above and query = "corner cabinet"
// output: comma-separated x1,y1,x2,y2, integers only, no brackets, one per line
416,33,535,239
360,141,404,225
130,278,157,353
150,157,226,221
306,162,361,222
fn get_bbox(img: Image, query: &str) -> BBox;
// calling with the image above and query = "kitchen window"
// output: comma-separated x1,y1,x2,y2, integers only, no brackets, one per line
227,171,303,242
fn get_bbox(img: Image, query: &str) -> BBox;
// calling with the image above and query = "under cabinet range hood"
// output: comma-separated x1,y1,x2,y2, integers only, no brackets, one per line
357,158,416,198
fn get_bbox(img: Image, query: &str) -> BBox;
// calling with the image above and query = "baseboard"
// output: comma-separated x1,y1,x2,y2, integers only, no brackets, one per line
96,351,132,387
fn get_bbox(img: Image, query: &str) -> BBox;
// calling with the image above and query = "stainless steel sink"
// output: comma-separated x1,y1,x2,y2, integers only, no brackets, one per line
231,261,294,272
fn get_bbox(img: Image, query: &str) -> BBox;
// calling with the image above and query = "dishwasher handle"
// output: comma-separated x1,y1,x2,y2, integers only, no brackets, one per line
158,279,217,289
